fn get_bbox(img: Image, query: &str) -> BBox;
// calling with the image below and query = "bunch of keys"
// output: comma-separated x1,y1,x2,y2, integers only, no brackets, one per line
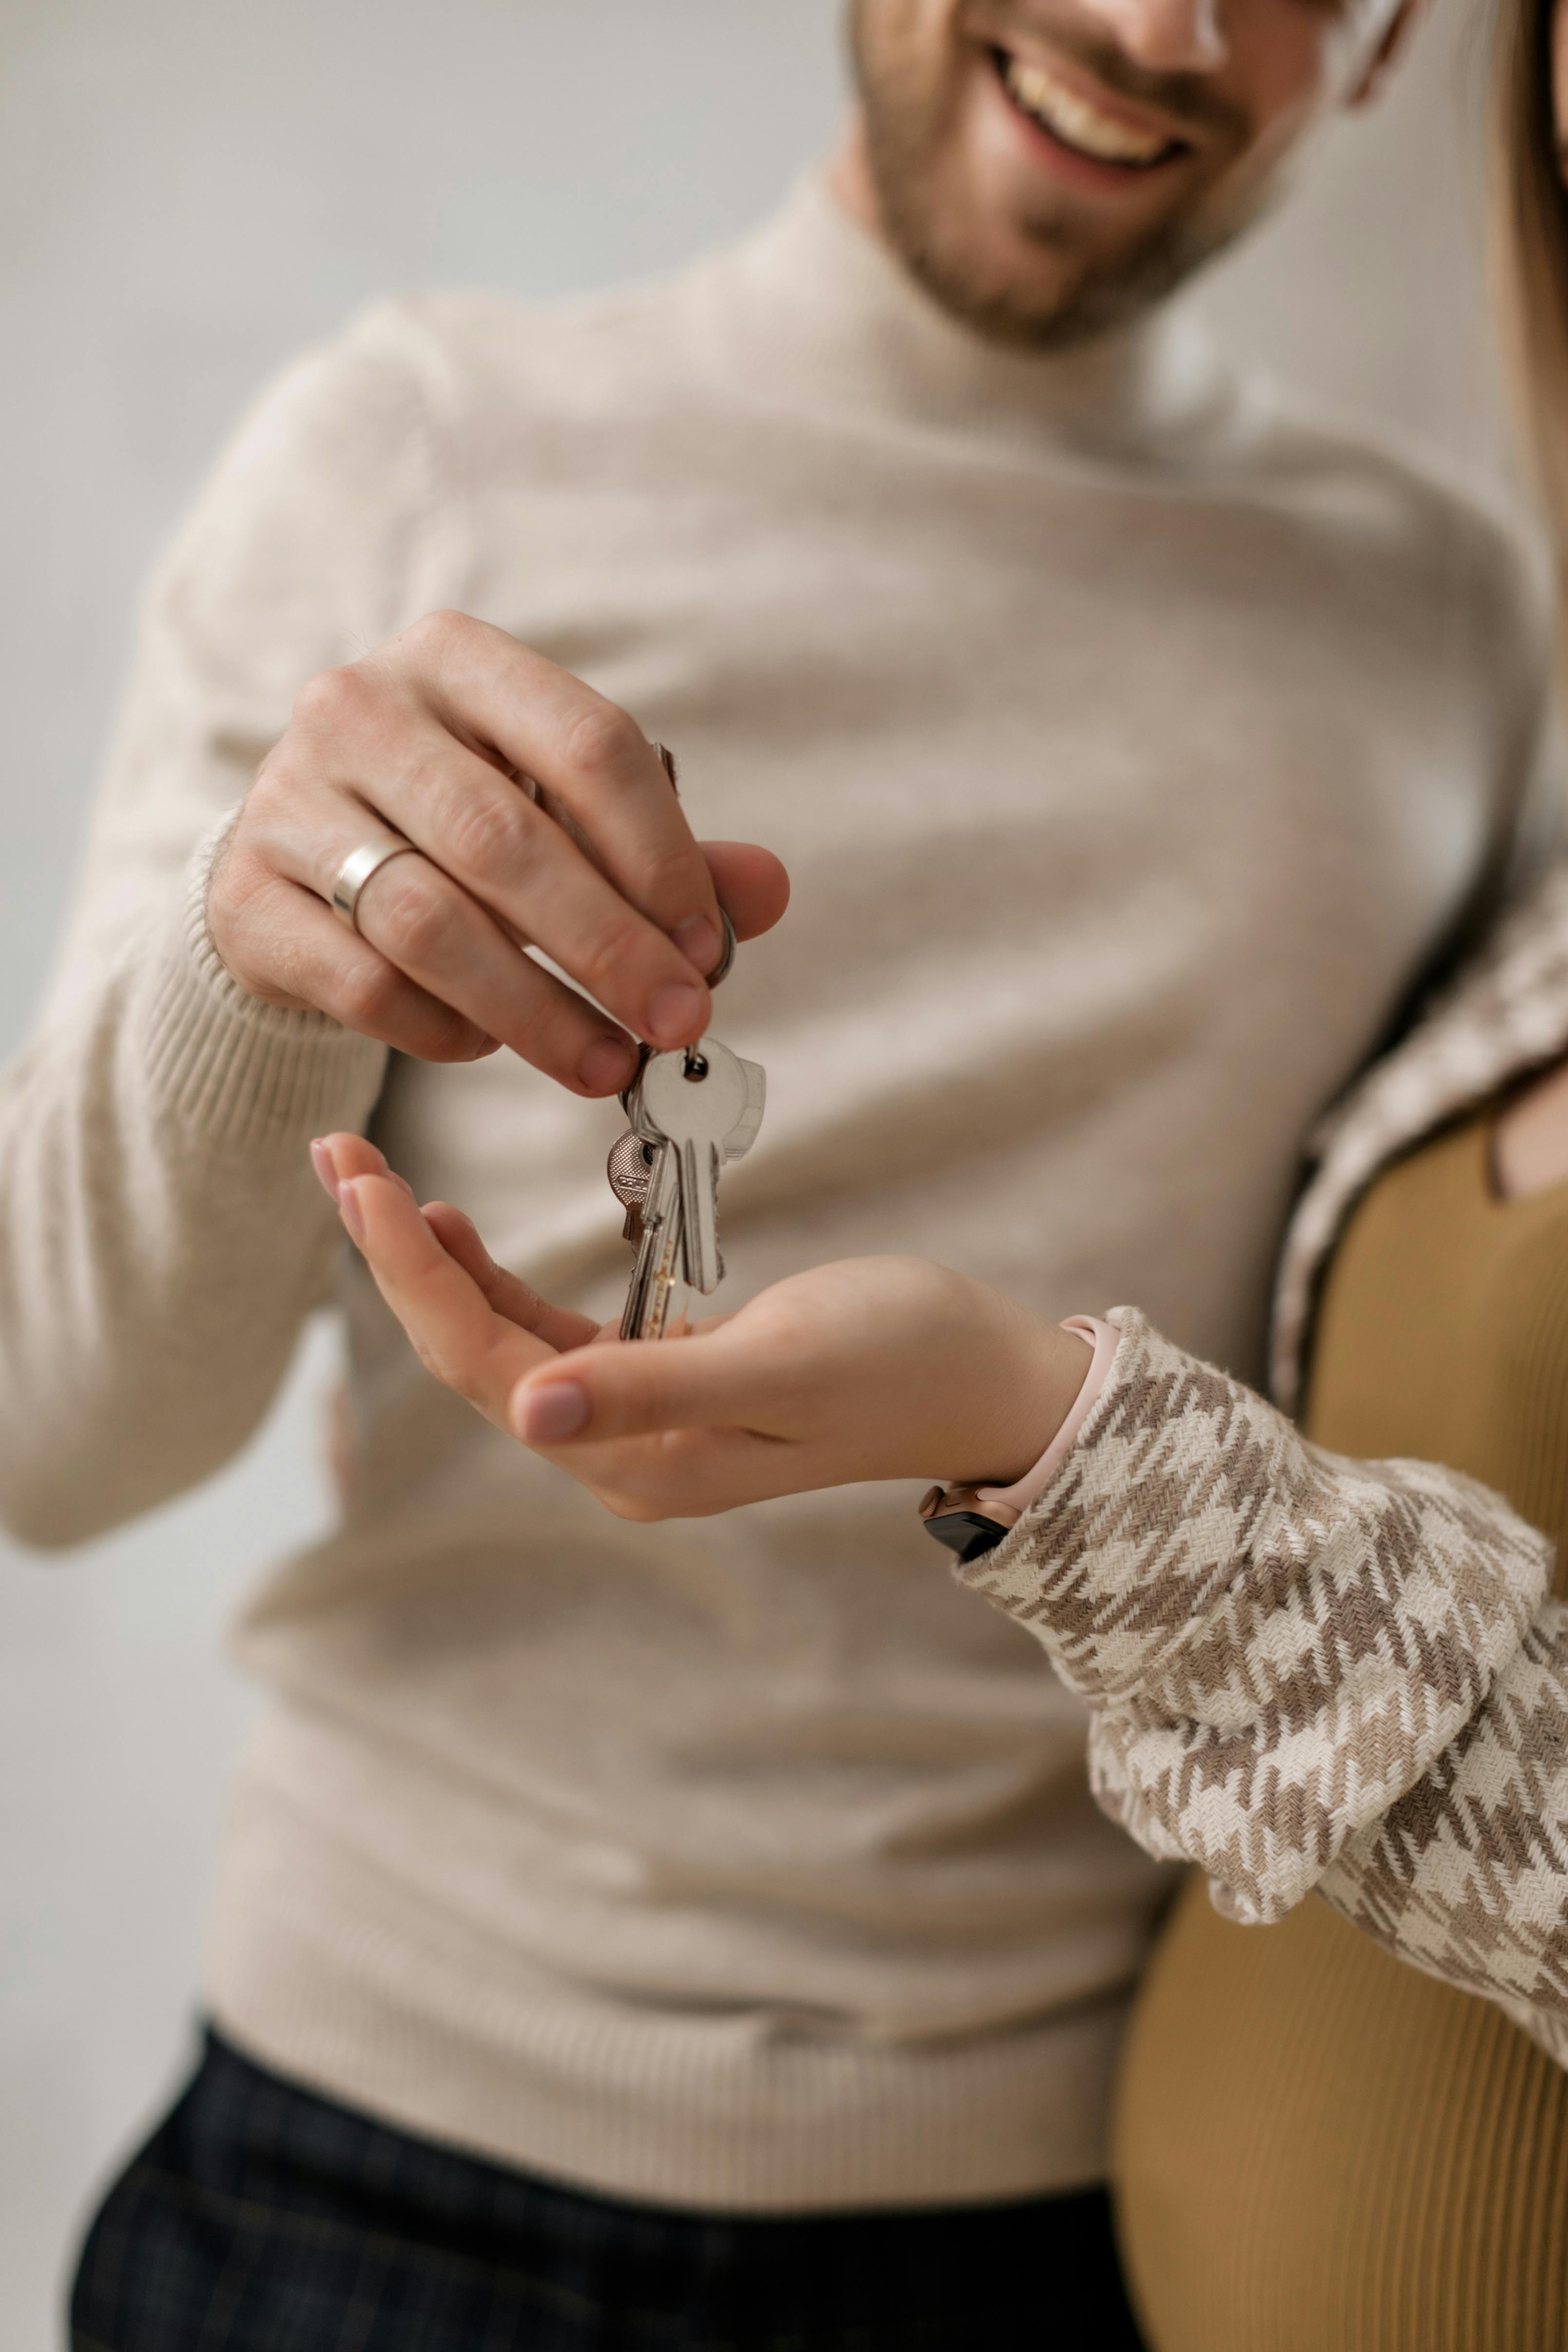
605,918,765,1341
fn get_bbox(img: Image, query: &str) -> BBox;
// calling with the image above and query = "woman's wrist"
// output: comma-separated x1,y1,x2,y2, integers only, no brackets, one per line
976,1317,1118,1506
956,1308,1100,1489
921,1312,1115,1562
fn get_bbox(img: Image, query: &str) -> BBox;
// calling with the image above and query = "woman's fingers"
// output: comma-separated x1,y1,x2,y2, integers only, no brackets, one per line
338,1173,556,1424
310,1131,415,1205
575,1427,821,1521
311,1136,600,1358
512,1324,792,1449
330,1166,798,1518
420,1202,602,1355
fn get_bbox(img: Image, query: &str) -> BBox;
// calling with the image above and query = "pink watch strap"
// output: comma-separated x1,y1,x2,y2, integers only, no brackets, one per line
973,1316,1121,1522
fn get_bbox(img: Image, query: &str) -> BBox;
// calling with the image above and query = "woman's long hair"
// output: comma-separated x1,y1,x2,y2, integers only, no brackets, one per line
1496,0,1568,609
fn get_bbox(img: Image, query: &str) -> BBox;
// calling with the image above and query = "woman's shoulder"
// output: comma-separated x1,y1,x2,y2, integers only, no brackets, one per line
1273,863,1568,1410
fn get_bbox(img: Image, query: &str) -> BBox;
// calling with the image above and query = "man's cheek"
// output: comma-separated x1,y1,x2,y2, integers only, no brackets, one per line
1229,0,1372,134
862,0,958,42
855,0,966,95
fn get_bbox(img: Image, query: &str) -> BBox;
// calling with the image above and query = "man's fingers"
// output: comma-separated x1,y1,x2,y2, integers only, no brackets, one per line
699,843,791,946
400,615,725,957
223,874,500,1063
421,1202,602,1355
251,754,671,1087
340,1174,555,1424
326,724,716,1050
511,1328,789,1449
215,622,794,1086
347,846,650,1090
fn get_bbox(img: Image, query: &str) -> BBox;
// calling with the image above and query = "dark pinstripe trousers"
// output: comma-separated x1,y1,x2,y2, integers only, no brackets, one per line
70,2028,1146,2352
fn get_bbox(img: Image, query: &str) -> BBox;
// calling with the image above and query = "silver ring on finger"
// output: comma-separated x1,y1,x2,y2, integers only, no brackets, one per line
650,741,680,792
330,836,421,936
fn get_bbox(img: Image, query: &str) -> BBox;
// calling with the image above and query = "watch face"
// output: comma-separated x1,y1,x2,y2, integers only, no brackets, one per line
921,1509,1008,1564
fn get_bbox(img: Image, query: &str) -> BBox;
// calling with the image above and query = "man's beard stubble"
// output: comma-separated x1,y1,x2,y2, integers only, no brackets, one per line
847,0,1257,352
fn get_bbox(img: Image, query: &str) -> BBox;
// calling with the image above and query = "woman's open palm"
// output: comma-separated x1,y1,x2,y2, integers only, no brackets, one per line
312,1134,1081,1522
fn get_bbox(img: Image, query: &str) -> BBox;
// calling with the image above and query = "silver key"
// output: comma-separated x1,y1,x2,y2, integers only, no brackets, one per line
608,1079,687,1340
616,1037,765,1336
619,1138,689,1341
631,1038,762,1298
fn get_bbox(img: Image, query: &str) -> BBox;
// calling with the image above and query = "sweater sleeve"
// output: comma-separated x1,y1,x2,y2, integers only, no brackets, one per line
1319,1606,1568,2063
954,1309,1568,2046
0,303,461,1547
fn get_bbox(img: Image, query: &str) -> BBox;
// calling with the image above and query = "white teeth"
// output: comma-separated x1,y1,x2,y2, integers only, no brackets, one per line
1003,54,1172,168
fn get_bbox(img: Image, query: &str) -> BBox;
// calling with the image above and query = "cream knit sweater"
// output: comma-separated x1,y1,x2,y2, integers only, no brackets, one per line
3,177,1547,2212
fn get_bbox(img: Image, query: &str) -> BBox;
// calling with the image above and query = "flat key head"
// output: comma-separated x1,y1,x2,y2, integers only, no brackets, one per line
636,1040,751,1298
724,1056,766,1165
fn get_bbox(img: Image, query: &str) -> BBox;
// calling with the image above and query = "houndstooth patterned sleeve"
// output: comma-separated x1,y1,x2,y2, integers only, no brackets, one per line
1318,1604,1568,2055
956,1308,1568,2036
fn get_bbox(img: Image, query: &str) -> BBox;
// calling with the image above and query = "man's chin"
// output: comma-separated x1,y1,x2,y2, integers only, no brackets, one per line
895,233,1151,354
889,194,1245,354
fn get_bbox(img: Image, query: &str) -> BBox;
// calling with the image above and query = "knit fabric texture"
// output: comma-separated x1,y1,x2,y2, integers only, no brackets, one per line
1,171,1546,2208
1113,1107,1568,2351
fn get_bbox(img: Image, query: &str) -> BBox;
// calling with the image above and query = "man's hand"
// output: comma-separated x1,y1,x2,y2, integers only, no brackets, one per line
312,1134,1090,1522
209,612,790,1096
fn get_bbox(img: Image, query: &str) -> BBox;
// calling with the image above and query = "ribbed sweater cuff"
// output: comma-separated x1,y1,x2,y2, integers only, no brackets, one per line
141,819,389,1149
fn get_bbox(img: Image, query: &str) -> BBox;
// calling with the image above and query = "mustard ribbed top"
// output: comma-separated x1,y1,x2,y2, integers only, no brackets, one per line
1113,1109,1568,2352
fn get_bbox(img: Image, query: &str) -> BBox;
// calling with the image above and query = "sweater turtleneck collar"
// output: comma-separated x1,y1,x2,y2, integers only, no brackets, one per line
704,170,1243,469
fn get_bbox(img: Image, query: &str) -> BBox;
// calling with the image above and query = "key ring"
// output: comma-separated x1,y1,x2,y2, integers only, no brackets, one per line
650,741,737,991
704,909,738,990
649,740,735,990
618,741,736,1096
618,911,738,1108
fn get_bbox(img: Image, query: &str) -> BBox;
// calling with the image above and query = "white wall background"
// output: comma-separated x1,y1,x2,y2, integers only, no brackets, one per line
0,1,1524,2343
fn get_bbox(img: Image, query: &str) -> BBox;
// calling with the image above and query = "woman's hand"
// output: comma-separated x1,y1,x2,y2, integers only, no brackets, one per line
312,1135,1090,1522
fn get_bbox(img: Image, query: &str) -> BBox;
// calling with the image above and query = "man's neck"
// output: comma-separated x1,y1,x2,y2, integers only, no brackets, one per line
708,169,1237,463
826,116,887,250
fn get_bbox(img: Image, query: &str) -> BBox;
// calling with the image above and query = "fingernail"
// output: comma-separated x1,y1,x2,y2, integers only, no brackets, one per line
518,1381,591,1443
310,1139,341,1204
339,1180,366,1245
647,980,707,1047
578,1036,637,1095
673,914,721,975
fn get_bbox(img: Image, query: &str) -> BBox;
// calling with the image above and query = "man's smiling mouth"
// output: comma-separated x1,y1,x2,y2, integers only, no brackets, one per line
994,48,1189,172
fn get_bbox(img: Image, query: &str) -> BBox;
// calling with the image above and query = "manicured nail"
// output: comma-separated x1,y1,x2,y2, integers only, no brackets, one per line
578,1036,637,1095
339,1180,366,1245
310,1139,340,1204
518,1381,591,1443
673,914,721,975
647,980,707,1048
